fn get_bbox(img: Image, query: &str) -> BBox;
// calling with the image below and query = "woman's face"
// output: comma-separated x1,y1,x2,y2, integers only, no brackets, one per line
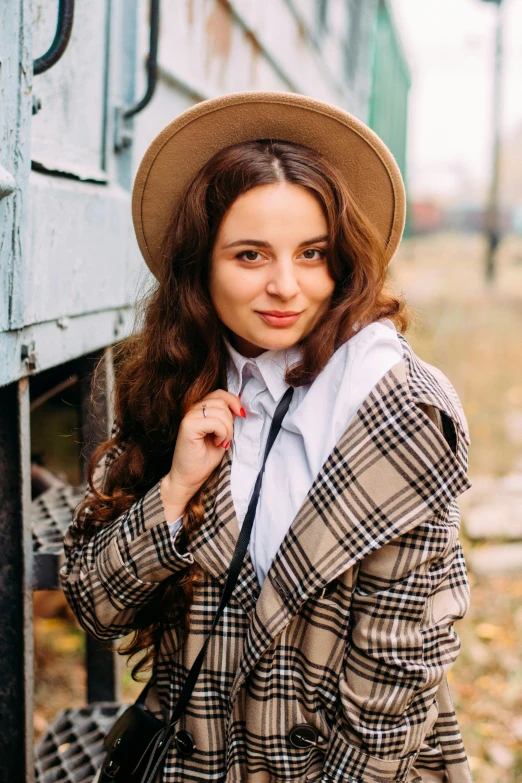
209,182,336,358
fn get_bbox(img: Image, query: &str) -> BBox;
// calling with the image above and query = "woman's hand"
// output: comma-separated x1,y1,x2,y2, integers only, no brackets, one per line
160,390,244,520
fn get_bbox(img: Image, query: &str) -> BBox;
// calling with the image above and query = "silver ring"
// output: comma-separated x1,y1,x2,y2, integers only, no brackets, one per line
201,403,207,418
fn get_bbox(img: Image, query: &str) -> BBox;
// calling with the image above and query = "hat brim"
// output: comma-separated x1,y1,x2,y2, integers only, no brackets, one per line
132,91,406,278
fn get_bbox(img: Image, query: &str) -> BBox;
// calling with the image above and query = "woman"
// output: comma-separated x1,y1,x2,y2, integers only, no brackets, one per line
61,93,473,783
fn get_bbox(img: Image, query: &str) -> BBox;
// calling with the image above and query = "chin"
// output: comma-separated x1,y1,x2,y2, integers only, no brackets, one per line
232,333,297,358
255,332,302,351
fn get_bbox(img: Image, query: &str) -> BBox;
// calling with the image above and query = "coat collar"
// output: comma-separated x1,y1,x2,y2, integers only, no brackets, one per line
398,333,470,444
186,336,472,700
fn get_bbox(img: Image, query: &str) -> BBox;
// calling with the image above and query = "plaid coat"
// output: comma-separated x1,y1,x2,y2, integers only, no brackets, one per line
61,334,473,783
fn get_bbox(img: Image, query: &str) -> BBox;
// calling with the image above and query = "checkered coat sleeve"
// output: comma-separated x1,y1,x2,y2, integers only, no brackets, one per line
322,500,469,780
318,342,473,781
60,444,194,641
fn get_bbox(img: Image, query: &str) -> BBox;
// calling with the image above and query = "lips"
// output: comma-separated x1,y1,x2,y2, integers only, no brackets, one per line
256,310,302,327
259,310,302,316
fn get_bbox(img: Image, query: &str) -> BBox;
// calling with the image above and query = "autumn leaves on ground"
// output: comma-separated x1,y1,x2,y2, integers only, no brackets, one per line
34,232,522,783
394,232,522,783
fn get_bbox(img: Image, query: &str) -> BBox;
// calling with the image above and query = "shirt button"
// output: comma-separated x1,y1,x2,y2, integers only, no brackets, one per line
288,723,318,749
174,729,196,756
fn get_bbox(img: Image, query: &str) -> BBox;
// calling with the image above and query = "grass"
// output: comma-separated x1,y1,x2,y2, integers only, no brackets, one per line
393,232,522,477
392,231,522,783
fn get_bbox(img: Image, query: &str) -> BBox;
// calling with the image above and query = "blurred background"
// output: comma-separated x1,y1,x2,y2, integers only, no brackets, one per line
1,1,521,781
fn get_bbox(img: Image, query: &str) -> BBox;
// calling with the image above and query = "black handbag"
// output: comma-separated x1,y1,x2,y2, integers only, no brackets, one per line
99,683,166,781
98,387,295,783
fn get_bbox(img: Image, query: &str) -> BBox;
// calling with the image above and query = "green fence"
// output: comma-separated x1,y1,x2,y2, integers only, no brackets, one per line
369,0,410,192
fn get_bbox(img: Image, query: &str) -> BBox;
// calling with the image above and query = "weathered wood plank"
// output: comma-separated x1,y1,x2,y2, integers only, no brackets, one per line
0,0,32,333
31,0,109,175
24,175,145,326
0,306,135,387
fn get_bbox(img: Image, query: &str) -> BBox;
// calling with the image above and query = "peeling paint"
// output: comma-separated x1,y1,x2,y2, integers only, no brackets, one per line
205,0,233,86
295,16,306,49
186,0,195,27
245,29,261,87
31,158,108,183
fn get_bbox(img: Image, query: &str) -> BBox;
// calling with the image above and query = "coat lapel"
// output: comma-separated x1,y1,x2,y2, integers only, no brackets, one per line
186,448,260,617
228,355,472,705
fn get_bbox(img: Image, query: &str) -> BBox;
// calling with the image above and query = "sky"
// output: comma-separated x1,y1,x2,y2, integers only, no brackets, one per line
392,0,522,201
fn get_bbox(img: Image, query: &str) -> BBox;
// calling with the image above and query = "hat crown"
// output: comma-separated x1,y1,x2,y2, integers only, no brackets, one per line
132,91,406,277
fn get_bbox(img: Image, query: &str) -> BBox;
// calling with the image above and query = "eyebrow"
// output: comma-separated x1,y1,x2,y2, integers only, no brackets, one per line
222,234,329,250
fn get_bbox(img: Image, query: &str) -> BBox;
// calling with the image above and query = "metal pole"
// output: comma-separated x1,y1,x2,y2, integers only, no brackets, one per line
484,0,504,285
0,379,35,783
79,349,121,705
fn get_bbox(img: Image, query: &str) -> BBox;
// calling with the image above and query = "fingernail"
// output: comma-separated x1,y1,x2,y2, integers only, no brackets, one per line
223,440,231,449
240,407,246,418
238,392,242,399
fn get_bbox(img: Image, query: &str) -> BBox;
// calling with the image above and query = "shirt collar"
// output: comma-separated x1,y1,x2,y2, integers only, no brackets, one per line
225,337,302,402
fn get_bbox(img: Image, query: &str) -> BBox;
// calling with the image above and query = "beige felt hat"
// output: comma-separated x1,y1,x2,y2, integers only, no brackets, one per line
132,91,406,278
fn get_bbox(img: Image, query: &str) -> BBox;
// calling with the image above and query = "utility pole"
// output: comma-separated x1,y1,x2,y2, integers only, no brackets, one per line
480,0,505,285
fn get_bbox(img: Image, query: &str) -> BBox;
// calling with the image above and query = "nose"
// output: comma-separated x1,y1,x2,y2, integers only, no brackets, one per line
266,257,300,300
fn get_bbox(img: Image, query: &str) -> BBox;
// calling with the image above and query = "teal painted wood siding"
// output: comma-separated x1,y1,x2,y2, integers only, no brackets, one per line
1,0,411,388
369,0,410,181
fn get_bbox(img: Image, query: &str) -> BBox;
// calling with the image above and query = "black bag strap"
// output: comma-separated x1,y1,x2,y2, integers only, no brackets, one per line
138,386,295,781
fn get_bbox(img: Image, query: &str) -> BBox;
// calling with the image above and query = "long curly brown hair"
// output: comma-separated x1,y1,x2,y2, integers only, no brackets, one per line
78,138,409,679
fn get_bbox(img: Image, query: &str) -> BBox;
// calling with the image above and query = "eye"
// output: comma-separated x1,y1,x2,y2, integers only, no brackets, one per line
236,250,263,262
301,248,326,261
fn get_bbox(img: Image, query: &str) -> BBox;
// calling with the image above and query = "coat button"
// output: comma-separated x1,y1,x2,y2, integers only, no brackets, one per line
319,579,337,599
288,723,318,749
174,729,196,756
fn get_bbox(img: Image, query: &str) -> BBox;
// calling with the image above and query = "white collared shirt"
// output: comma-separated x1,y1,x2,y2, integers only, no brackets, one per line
168,319,403,588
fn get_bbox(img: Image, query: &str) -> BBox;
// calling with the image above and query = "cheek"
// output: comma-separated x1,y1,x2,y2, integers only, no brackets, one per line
305,267,336,304
210,263,258,312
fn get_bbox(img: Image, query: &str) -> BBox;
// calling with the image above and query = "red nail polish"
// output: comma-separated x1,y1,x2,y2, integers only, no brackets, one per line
223,440,231,449
240,407,246,418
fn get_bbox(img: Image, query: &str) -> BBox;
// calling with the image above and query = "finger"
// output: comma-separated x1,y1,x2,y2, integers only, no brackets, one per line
200,389,243,418
187,410,233,448
195,415,230,448
196,397,234,413
194,399,237,425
